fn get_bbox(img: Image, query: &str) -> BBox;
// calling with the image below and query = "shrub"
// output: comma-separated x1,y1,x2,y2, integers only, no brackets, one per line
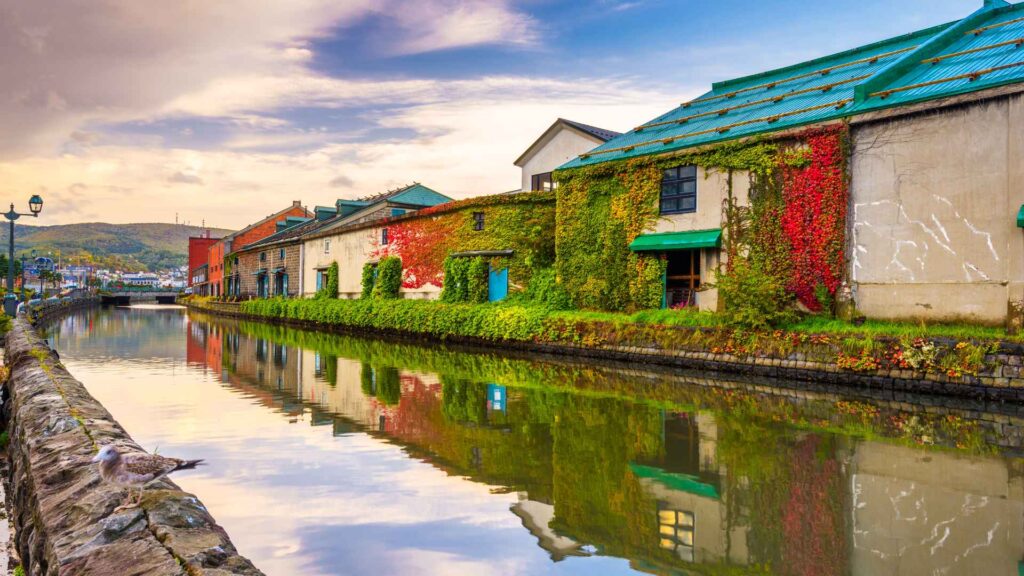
716,258,796,330
319,262,339,299
467,257,489,304
518,267,571,310
373,256,402,299
440,257,468,303
360,263,375,299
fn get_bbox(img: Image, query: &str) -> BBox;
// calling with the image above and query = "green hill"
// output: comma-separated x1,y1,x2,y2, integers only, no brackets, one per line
0,223,233,272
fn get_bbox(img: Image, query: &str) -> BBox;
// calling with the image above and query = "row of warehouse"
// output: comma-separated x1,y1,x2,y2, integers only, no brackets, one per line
193,0,1024,324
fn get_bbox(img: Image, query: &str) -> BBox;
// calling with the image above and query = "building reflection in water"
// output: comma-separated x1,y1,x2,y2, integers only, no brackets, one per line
69,310,1024,576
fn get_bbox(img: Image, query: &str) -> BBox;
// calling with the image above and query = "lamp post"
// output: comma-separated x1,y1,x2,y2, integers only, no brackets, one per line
4,195,43,315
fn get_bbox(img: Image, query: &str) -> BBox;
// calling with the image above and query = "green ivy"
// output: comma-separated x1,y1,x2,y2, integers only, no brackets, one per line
467,257,489,304
554,142,777,312
373,256,402,299
440,257,469,303
319,262,340,299
360,263,375,299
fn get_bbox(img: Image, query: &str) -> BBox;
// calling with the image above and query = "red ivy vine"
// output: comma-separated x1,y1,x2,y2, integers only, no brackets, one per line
778,125,848,310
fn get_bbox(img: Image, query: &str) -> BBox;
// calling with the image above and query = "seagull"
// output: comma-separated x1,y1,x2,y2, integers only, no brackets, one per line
91,445,204,511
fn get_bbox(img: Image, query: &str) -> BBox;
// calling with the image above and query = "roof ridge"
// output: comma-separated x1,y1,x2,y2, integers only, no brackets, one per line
713,21,954,92
854,1,1007,103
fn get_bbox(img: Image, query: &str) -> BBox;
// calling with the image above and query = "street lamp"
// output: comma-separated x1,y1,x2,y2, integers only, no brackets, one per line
5,195,43,315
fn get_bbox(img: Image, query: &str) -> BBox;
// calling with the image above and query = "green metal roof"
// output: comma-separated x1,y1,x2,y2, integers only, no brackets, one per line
1017,204,1024,227
629,229,721,252
562,1,1024,169
629,463,720,500
389,183,452,207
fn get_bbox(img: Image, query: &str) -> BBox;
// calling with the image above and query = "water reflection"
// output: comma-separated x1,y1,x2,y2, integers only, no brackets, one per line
46,306,1024,576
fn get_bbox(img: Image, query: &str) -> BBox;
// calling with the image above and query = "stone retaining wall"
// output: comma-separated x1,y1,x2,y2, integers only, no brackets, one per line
3,316,263,575
188,300,1024,403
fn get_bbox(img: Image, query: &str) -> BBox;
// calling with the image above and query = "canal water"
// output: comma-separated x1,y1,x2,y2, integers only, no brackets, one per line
45,305,1024,576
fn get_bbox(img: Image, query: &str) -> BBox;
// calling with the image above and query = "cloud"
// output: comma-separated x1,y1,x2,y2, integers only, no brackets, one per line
0,0,537,158
329,175,354,188
0,0,692,228
168,172,204,185
383,1,539,55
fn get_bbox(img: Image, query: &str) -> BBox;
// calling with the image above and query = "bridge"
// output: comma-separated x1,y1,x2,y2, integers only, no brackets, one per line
100,289,181,305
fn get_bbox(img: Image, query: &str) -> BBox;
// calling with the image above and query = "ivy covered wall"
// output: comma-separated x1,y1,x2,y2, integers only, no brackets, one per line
554,124,849,316
372,191,556,294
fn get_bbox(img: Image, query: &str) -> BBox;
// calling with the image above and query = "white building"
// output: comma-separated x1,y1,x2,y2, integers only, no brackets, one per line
513,118,620,192
122,272,160,287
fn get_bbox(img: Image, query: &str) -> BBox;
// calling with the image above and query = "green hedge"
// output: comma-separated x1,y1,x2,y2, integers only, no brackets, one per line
241,297,551,341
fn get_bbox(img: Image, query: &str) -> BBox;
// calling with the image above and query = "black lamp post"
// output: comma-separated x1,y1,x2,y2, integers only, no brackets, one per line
4,195,43,315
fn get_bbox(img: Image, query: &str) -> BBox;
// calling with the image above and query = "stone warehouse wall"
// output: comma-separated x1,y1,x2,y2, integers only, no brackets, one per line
850,92,1024,324
2,316,263,576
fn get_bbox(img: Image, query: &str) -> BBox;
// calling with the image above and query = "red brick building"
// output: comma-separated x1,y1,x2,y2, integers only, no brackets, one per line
188,231,220,295
208,201,311,297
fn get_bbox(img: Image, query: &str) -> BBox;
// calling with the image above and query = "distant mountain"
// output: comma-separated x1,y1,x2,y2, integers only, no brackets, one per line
0,223,233,272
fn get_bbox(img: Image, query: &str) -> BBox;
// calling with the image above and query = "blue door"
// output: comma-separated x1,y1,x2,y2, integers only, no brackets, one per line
488,267,508,302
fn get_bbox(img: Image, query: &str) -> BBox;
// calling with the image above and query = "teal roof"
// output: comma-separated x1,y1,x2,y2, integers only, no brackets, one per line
314,206,337,221
562,1,1024,169
629,229,721,251
389,183,452,207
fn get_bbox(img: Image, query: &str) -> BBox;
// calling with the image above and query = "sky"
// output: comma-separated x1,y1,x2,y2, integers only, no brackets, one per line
0,0,986,228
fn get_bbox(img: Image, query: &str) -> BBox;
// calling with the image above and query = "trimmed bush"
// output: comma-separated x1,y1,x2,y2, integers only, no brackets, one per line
373,256,402,299
360,263,375,299
440,256,469,303
318,262,339,299
467,257,489,304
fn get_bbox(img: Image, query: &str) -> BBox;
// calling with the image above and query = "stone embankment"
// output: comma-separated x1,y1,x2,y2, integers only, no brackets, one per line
3,315,263,575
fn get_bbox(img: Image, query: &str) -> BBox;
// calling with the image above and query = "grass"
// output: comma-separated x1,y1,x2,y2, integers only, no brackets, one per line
547,305,1011,342
786,315,1014,342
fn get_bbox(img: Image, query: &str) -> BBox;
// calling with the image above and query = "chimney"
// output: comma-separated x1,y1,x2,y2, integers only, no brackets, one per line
293,200,301,207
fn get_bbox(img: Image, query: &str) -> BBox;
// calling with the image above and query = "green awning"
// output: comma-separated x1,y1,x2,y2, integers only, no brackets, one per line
1018,205,1024,228
629,463,720,500
629,229,721,252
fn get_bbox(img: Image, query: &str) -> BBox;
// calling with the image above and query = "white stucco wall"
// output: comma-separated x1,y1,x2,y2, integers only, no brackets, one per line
850,94,1024,324
651,168,752,312
301,226,442,300
519,127,604,191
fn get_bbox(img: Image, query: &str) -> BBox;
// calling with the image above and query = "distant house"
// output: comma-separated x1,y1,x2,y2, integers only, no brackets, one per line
122,273,160,287
301,183,453,298
231,215,327,299
513,118,620,192
188,230,220,296
210,201,312,297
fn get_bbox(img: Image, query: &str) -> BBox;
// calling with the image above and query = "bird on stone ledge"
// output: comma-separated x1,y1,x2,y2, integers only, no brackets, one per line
91,445,204,511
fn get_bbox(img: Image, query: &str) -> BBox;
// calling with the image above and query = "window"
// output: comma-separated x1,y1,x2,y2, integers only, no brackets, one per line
279,248,285,260
660,165,697,214
324,239,331,254
259,251,266,262
658,505,695,561
531,172,555,192
381,228,389,245
472,212,485,231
